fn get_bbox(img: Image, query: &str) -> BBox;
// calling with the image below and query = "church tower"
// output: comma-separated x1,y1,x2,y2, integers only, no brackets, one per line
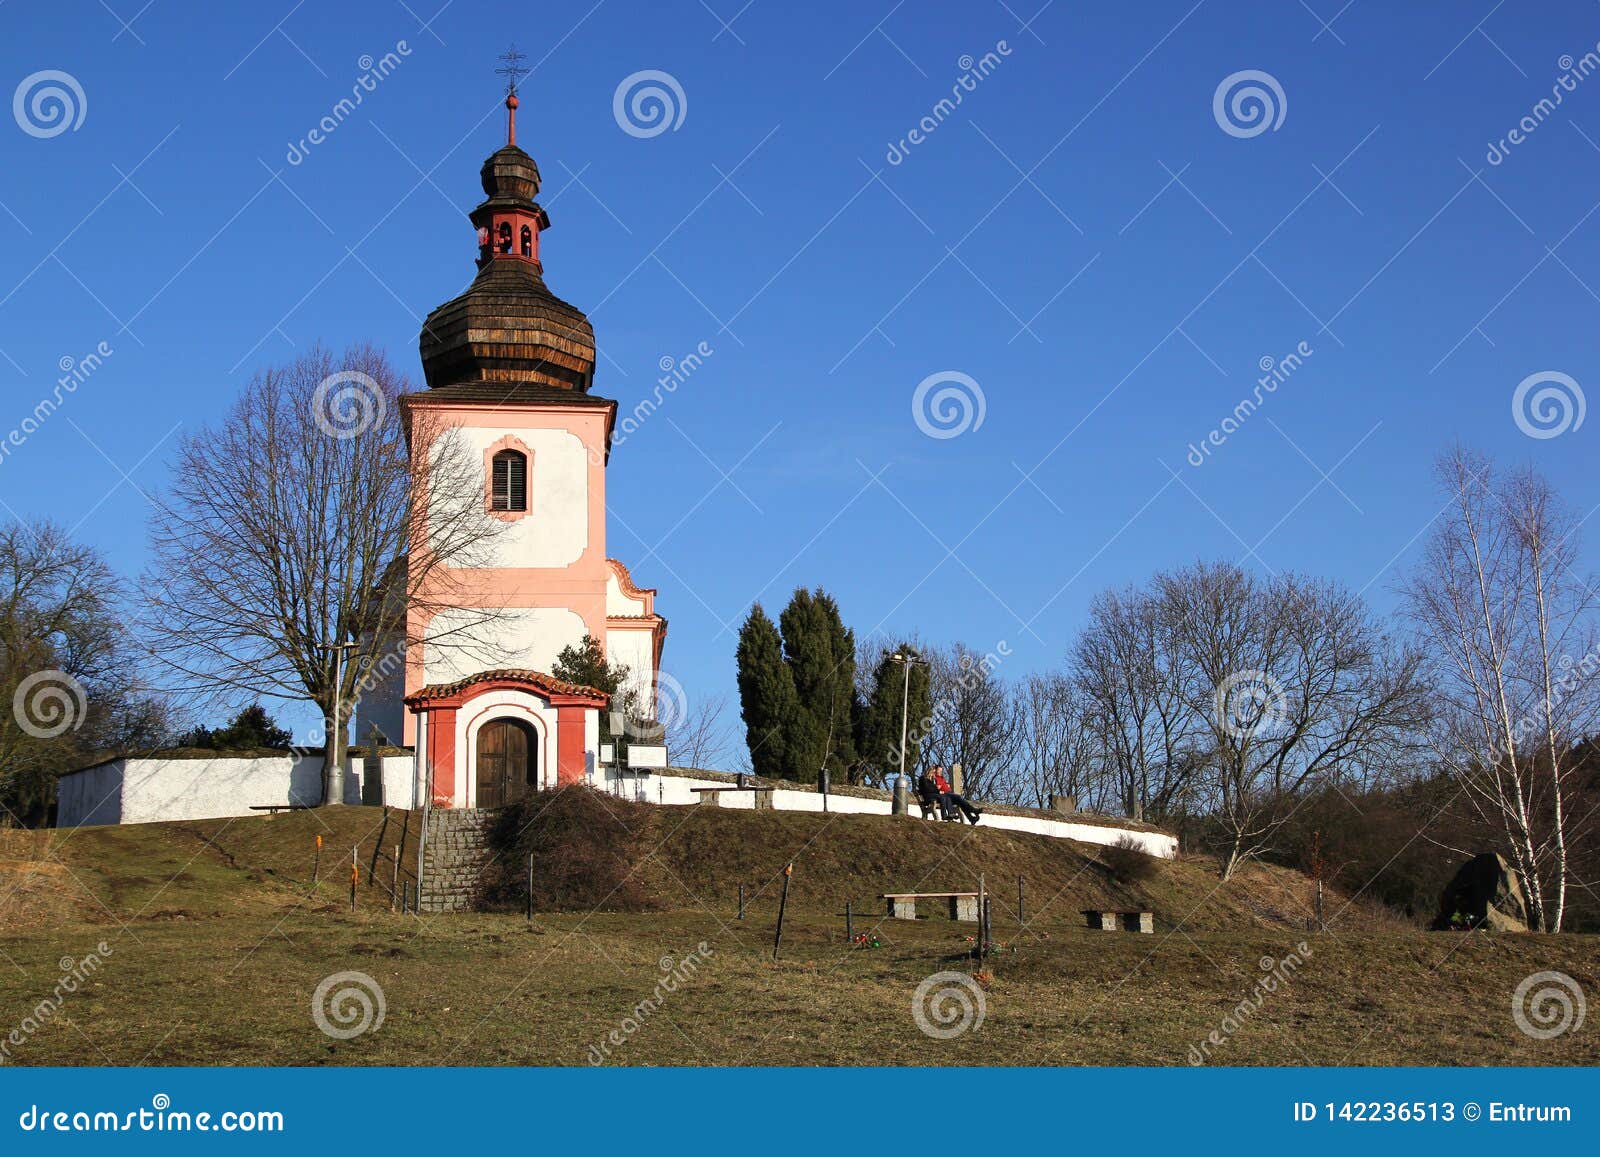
388,66,666,808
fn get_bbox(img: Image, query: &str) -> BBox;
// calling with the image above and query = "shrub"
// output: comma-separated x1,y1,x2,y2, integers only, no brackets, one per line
479,786,659,913
1100,835,1159,884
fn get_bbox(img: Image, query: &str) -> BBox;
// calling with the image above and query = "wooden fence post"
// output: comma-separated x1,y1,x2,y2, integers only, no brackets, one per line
977,874,986,963
772,863,793,960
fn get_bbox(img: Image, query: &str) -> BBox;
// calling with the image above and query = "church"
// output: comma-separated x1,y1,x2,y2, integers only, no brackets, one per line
357,81,668,809
52,82,1175,866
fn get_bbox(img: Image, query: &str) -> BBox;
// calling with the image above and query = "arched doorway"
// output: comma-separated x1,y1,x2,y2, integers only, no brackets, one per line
475,718,538,808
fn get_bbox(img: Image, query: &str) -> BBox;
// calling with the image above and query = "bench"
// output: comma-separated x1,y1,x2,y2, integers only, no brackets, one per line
883,891,980,922
1082,908,1153,933
248,804,313,814
690,786,774,810
914,796,965,822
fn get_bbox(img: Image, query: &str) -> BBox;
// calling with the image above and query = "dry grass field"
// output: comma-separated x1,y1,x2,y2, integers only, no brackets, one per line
0,805,1594,1066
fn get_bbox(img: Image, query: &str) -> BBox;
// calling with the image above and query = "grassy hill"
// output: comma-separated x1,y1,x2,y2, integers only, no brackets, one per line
0,803,1595,1066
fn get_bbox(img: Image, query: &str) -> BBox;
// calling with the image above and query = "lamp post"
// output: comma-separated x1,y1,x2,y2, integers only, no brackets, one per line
321,640,359,805
889,650,927,813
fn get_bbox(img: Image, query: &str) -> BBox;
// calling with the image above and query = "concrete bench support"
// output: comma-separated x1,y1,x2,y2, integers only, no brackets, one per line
1083,909,1153,933
884,893,980,922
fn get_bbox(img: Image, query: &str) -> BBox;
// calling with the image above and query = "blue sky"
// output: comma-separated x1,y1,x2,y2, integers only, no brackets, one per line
3,0,1598,740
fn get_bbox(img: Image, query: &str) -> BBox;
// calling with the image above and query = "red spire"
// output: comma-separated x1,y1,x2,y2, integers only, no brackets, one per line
506,91,519,147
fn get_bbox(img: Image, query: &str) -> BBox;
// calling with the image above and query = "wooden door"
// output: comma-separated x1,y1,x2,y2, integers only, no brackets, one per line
476,720,531,808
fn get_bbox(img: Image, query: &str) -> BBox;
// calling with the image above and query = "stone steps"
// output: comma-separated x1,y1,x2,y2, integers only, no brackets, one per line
418,807,499,912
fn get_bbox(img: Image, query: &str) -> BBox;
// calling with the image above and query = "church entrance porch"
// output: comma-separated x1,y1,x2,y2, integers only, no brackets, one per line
404,669,608,809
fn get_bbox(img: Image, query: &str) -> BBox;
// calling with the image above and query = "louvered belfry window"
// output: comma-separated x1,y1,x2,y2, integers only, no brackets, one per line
491,450,527,512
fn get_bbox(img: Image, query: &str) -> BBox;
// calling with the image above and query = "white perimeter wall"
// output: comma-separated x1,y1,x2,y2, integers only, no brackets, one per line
57,754,1175,858
594,770,1178,858
55,754,418,827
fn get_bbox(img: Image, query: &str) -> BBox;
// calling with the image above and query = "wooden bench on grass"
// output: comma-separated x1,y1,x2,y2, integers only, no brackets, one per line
1082,908,1153,934
248,804,313,814
883,891,980,922
690,786,774,810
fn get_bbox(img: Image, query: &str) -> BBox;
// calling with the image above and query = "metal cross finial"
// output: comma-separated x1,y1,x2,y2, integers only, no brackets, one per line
496,44,529,96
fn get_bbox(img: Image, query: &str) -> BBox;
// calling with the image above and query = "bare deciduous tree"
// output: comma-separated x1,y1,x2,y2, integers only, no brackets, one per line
1401,448,1600,931
1004,672,1103,809
140,345,502,803
0,520,170,823
1160,563,1431,879
922,641,1017,800
668,693,734,771
1072,585,1201,822
1068,562,1429,877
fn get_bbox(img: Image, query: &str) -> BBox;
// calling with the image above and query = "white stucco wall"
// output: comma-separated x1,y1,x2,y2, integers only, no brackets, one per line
605,569,645,615
590,770,1179,858
605,625,656,710
432,425,590,569
57,754,1171,859
422,606,588,685
56,752,419,827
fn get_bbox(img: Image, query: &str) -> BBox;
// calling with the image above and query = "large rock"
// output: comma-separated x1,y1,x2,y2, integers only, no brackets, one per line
1432,853,1530,932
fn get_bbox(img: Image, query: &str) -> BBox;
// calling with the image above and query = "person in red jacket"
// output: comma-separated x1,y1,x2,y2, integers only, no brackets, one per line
931,766,981,825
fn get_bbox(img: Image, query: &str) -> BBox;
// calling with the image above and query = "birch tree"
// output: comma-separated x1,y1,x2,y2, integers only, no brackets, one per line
1401,448,1600,930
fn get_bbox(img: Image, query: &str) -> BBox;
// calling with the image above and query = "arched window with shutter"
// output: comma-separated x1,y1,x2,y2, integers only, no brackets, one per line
490,449,527,512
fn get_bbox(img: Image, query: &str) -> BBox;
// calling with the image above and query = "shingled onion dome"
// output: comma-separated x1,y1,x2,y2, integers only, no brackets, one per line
418,88,598,394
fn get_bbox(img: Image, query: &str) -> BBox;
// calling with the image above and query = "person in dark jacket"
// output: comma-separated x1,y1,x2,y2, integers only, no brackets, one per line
915,769,947,819
932,766,981,825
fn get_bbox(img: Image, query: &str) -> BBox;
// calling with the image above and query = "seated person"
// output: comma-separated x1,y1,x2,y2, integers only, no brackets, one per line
933,767,982,825
914,769,946,819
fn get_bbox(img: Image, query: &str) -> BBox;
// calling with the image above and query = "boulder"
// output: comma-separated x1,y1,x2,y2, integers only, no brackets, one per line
1431,852,1530,932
